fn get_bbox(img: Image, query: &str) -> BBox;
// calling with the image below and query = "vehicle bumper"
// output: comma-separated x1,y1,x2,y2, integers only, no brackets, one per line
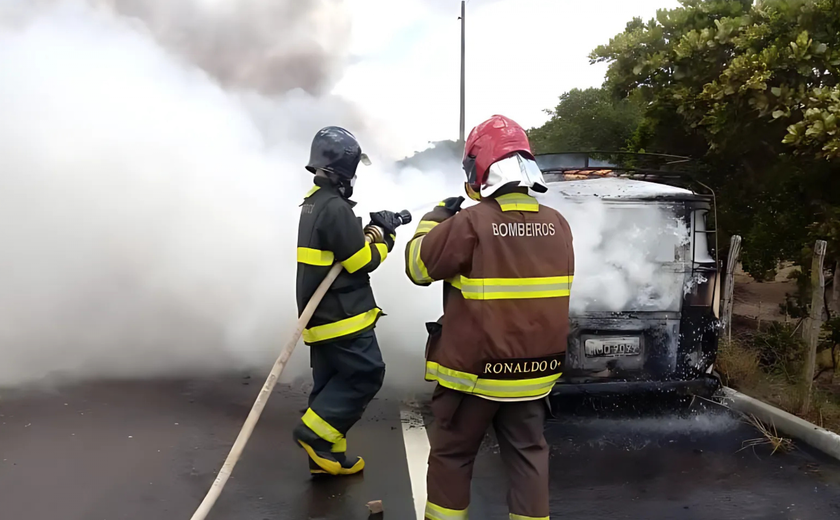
549,374,720,397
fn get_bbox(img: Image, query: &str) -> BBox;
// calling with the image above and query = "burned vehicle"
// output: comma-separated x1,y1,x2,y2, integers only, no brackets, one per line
534,153,721,398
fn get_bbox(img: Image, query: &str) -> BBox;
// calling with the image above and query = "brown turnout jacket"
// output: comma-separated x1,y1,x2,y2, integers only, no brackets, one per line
405,191,574,401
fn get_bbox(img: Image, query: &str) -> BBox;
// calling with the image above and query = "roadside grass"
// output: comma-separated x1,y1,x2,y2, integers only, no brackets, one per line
717,331,840,434
738,413,794,455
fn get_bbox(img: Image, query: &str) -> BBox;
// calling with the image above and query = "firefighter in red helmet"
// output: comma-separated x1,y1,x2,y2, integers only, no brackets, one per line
405,115,575,520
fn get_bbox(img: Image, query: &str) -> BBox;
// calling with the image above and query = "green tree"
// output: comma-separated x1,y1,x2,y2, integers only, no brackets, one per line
527,88,643,154
590,0,840,281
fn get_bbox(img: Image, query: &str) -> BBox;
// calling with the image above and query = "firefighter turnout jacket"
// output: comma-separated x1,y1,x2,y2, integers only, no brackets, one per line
405,191,574,401
297,177,392,345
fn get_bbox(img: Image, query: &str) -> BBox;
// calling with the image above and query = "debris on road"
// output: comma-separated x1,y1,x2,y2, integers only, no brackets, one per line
367,500,384,514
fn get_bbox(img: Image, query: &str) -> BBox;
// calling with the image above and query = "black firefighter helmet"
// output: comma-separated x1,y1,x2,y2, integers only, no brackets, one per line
305,126,370,180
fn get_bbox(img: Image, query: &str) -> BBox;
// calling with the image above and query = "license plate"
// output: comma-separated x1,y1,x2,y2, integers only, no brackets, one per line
584,337,641,358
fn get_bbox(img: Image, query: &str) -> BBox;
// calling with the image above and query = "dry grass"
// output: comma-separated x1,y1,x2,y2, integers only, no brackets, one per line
717,338,840,434
737,414,794,455
804,391,840,430
716,339,762,388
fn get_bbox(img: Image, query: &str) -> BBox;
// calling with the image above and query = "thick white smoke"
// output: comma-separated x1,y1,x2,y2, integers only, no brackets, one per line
0,1,694,391
538,187,691,315
0,1,460,388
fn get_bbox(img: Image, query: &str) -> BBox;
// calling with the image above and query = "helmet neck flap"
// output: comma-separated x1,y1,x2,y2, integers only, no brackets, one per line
462,115,546,200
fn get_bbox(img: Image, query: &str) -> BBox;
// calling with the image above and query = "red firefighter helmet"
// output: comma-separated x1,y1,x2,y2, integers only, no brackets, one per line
462,115,535,189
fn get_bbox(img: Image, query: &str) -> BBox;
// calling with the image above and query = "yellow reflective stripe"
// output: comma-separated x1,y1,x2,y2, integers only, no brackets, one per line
408,236,433,284
445,276,462,289
415,220,439,235
302,408,343,444
331,437,346,453
457,276,573,300
304,185,320,198
474,373,561,398
495,193,538,212
297,247,334,266
425,362,561,399
375,242,388,262
510,515,549,520
425,501,468,520
342,244,373,273
302,308,382,344
425,362,477,393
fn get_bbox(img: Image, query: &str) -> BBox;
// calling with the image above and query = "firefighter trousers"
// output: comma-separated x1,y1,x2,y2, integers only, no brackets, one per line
426,385,550,520
299,331,386,452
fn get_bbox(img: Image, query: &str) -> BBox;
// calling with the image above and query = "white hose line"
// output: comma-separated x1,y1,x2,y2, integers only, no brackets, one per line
189,259,345,520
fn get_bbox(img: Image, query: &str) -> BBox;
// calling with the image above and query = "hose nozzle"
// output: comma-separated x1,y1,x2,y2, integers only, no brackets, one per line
364,209,412,243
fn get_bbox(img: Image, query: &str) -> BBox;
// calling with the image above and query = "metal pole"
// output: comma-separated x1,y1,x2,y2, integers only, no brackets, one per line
459,0,466,143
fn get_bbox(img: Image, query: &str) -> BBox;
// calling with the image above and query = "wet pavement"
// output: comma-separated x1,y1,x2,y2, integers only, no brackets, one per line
2,378,840,519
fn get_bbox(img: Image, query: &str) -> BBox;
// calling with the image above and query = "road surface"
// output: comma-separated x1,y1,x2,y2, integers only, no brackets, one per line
2,377,840,519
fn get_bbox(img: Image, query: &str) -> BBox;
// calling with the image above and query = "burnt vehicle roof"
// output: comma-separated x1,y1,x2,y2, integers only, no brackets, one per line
535,152,713,203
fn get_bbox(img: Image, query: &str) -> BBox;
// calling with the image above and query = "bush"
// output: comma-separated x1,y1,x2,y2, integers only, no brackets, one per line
749,322,806,381
716,339,761,389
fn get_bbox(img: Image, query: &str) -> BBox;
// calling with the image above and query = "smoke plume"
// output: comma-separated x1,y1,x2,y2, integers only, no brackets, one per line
0,1,460,389
537,190,692,315
0,0,695,391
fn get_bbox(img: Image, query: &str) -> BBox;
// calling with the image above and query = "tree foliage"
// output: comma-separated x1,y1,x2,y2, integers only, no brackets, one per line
592,0,840,159
589,0,840,280
527,88,643,154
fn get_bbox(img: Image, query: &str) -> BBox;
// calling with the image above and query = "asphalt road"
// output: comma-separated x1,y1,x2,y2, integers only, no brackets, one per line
2,378,840,520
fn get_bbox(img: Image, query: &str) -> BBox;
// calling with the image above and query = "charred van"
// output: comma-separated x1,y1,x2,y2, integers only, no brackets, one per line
534,153,721,398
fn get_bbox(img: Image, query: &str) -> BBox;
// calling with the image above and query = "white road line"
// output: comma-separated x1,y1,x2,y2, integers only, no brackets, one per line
400,407,430,520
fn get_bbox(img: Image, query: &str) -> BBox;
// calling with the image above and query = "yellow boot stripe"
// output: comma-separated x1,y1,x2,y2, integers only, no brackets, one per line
510,515,549,520
337,457,365,475
297,440,341,476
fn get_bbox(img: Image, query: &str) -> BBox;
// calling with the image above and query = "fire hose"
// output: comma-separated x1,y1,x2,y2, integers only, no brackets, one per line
189,209,412,520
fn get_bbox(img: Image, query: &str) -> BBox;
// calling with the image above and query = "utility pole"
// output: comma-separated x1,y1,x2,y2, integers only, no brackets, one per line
459,0,466,143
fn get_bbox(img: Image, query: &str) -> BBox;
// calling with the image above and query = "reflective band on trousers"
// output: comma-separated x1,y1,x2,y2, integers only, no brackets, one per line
510,515,549,520
425,501,468,520
408,236,434,284
425,362,561,399
297,247,335,266
302,308,381,344
331,437,347,453
452,275,573,300
302,408,343,444
495,192,539,212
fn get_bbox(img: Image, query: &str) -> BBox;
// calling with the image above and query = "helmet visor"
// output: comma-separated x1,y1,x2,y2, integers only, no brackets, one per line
481,154,547,196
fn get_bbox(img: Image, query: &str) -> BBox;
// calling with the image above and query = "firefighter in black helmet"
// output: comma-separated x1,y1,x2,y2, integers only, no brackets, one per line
293,126,402,476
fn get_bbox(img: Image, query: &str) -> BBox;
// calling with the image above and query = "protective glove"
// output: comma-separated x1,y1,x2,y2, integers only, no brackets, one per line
436,196,465,219
369,210,402,235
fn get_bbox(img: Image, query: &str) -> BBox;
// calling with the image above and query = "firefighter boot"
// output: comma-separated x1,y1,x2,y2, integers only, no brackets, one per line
293,424,365,476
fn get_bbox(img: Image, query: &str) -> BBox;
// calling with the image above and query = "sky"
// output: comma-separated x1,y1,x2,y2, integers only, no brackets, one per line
335,0,681,157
